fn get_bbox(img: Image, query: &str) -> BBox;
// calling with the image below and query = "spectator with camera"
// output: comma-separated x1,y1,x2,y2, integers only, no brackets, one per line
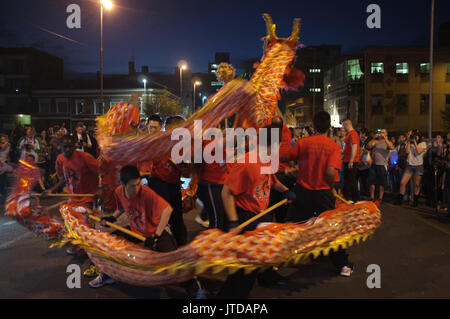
366,129,394,203
17,127,42,162
396,130,427,206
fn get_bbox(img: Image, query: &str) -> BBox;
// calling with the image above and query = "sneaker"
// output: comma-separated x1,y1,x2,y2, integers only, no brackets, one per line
195,215,209,228
83,264,99,278
66,248,79,255
340,265,354,277
89,274,115,288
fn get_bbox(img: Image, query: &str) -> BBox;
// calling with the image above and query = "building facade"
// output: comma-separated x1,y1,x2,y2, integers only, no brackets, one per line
324,46,450,133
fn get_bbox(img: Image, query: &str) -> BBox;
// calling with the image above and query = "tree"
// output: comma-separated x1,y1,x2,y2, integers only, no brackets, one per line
144,90,187,119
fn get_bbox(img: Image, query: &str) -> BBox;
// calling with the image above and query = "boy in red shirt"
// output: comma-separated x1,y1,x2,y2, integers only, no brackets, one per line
342,119,360,202
284,111,354,277
89,165,175,288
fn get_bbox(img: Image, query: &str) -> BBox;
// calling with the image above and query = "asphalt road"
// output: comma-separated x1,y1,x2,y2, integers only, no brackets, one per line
1,196,450,299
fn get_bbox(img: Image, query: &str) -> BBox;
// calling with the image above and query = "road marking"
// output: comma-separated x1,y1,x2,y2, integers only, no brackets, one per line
0,221,17,227
0,232,32,250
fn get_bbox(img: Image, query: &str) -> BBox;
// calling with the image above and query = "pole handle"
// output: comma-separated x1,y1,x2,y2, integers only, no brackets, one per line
88,214,146,242
237,199,288,230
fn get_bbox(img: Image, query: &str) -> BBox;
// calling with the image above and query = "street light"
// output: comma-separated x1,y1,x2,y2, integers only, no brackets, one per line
193,81,202,113
178,61,187,99
142,78,147,114
100,0,113,114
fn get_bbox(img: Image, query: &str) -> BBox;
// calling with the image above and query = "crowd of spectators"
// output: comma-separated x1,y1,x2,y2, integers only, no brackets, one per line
289,123,450,215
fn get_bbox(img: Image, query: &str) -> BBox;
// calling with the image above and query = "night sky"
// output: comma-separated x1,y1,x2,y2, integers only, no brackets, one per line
1,0,449,76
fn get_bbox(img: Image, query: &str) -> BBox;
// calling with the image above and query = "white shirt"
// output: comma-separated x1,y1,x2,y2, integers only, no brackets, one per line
407,142,427,166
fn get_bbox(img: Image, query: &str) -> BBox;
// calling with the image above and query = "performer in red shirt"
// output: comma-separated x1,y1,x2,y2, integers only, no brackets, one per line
148,115,188,246
284,111,354,277
268,117,297,222
217,123,295,299
342,119,360,202
45,135,99,208
89,165,175,288
196,137,228,231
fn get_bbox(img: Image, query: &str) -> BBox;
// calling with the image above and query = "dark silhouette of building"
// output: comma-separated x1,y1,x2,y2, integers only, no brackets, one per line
0,47,63,131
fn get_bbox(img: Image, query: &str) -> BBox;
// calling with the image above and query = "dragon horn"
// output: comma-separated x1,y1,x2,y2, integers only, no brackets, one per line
289,18,301,43
263,13,277,42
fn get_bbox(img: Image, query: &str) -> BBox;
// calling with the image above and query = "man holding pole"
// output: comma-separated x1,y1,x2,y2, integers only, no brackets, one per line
44,135,99,208
89,165,175,288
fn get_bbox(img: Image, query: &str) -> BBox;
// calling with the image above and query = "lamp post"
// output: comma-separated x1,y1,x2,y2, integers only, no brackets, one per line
193,81,201,113
178,62,187,100
100,0,113,114
428,0,435,140
142,78,147,114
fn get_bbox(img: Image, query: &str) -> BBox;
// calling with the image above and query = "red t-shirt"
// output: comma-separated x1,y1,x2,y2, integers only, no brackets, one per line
151,159,181,184
287,135,342,190
199,140,228,184
278,124,293,173
343,130,360,163
224,152,278,214
114,185,170,237
56,150,99,206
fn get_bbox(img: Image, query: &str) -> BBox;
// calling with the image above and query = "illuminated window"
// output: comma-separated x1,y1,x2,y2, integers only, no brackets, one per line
347,59,363,80
371,62,384,74
396,62,409,74
420,63,430,74
420,94,429,114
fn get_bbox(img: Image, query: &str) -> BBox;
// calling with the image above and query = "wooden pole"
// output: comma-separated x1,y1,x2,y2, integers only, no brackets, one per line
33,193,95,198
88,214,146,242
45,200,67,211
237,199,288,230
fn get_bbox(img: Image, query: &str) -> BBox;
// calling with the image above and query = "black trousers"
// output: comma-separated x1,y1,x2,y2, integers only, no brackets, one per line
217,206,274,299
343,163,360,202
197,181,227,231
358,168,370,197
285,184,351,269
147,177,187,246
269,171,296,222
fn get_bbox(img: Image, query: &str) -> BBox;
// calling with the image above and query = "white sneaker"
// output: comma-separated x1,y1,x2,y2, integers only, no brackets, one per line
340,265,354,277
89,274,115,288
195,215,209,228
